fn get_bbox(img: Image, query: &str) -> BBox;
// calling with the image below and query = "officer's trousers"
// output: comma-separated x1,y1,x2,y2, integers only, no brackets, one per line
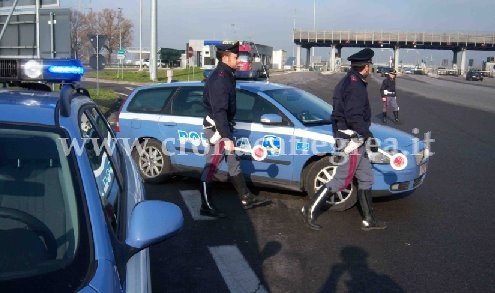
383,96,399,112
325,144,373,191
201,128,242,182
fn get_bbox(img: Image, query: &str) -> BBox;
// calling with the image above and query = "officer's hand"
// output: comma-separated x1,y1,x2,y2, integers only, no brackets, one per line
366,137,379,153
382,96,387,102
224,139,235,152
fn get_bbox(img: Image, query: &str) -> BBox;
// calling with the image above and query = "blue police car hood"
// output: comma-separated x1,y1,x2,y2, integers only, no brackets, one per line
305,123,419,148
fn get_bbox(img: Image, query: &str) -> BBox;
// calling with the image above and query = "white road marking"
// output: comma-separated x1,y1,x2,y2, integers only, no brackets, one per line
179,189,216,221
209,245,267,293
116,92,128,96
124,86,134,91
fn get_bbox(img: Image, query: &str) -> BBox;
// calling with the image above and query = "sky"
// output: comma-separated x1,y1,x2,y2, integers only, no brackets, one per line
62,0,495,67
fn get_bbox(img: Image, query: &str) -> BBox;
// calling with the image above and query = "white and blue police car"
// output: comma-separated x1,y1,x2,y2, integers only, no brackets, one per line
116,81,430,211
0,59,183,292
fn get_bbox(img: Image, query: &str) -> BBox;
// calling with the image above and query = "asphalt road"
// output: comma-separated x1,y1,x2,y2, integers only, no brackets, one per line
84,72,495,292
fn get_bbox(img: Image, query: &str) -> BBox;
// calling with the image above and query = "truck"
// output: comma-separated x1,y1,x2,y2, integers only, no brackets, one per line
482,59,495,78
235,41,272,79
199,40,273,80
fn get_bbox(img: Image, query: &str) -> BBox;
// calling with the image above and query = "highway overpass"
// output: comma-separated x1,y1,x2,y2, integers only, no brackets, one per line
293,30,495,74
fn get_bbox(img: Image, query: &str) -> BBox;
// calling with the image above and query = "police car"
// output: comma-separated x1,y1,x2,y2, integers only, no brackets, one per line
116,81,429,211
0,59,183,292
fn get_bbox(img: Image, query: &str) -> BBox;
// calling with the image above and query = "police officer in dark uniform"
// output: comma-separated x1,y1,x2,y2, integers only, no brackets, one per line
200,42,269,218
380,69,399,123
301,48,387,231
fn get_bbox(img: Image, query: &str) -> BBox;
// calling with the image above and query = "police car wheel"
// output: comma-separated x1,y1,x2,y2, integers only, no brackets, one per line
303,158,357,212
132,139,171,183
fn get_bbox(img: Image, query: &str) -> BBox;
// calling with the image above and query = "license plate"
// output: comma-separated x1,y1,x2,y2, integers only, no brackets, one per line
419,163,428,176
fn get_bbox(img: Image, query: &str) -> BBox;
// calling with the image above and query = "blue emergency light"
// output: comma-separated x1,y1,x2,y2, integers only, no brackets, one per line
0,58,85,83
21,59,85,82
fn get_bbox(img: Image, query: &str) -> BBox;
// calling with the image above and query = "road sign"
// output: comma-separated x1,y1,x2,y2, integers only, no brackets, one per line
117,54,125,60
117,49,126,55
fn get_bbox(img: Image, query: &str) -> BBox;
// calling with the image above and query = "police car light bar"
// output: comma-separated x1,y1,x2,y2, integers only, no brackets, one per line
0,58,84,83
21,59,84,83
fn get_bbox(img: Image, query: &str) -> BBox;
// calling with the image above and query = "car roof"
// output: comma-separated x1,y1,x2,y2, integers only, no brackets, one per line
0,89,59,125
134,80,294,92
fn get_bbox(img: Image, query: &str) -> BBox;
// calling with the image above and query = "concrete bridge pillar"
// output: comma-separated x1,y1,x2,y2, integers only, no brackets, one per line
306,47,311,69
452,50,459,67
460,48,467,75
330,45,336,72
296,45,301,71
393,46,400,72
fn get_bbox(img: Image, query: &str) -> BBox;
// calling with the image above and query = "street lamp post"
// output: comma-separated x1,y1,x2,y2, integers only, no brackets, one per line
118,7,122,50
117,8,123,78
312,0,316,68
139,0,142,71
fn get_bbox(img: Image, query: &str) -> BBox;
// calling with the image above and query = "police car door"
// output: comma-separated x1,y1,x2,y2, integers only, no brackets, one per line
232,89,295,183
168,86,208,168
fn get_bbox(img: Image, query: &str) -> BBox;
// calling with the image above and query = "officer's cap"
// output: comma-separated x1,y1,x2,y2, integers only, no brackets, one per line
216,42,239,55
347,48,374,65
388,69,397,75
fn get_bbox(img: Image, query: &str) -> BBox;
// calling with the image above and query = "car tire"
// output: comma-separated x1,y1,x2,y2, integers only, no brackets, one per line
303,157,357,211
132,139,171,183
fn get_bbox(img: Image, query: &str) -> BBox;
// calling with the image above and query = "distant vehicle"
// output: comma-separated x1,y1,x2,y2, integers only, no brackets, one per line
116,81,430,211
466,70,483,81
235,42,272,79
380,67,394,77
0,58,183,292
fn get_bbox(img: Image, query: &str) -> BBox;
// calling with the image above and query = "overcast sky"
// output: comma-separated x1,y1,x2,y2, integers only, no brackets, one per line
63,0,495,66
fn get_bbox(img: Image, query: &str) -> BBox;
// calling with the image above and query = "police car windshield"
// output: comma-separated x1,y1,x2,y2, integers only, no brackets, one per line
264,88,333,125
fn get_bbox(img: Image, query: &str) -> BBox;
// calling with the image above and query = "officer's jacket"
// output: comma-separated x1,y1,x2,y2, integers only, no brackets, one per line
380,77,396,96
331,69,372,139
203,61,236,140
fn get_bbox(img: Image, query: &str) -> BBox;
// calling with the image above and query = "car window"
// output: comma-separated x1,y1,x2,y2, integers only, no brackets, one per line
80,111,123,238
0,125,89,285
264,88,333,125
235,90,282,123
170,86,206,117
127,87,175,113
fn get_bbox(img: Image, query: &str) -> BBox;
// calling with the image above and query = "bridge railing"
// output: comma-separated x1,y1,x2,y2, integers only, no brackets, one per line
294,30,495,46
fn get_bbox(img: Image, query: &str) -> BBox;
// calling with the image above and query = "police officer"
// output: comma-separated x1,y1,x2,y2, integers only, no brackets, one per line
380,69,399,123
301,48,387,231
200,42,269,218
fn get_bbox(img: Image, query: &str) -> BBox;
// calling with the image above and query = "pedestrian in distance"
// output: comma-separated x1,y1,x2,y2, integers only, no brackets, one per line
380,69,400,123
199,42,270,218
301,48,387,231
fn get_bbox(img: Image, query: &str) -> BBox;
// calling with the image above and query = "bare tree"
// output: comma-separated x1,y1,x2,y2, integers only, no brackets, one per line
70,8,134,64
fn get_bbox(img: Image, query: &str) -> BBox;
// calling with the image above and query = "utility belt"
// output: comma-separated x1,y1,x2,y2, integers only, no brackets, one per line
337,129,364,154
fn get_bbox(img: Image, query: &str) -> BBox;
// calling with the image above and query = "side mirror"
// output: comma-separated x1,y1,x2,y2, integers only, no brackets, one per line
126,200,183,250
260,113,282,125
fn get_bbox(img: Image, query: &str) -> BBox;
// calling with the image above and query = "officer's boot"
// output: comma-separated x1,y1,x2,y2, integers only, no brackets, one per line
230,174,270,209
200,181,226,218
382,112,387,123
301,186,333,230
357,189,387,231
393,111,399,123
